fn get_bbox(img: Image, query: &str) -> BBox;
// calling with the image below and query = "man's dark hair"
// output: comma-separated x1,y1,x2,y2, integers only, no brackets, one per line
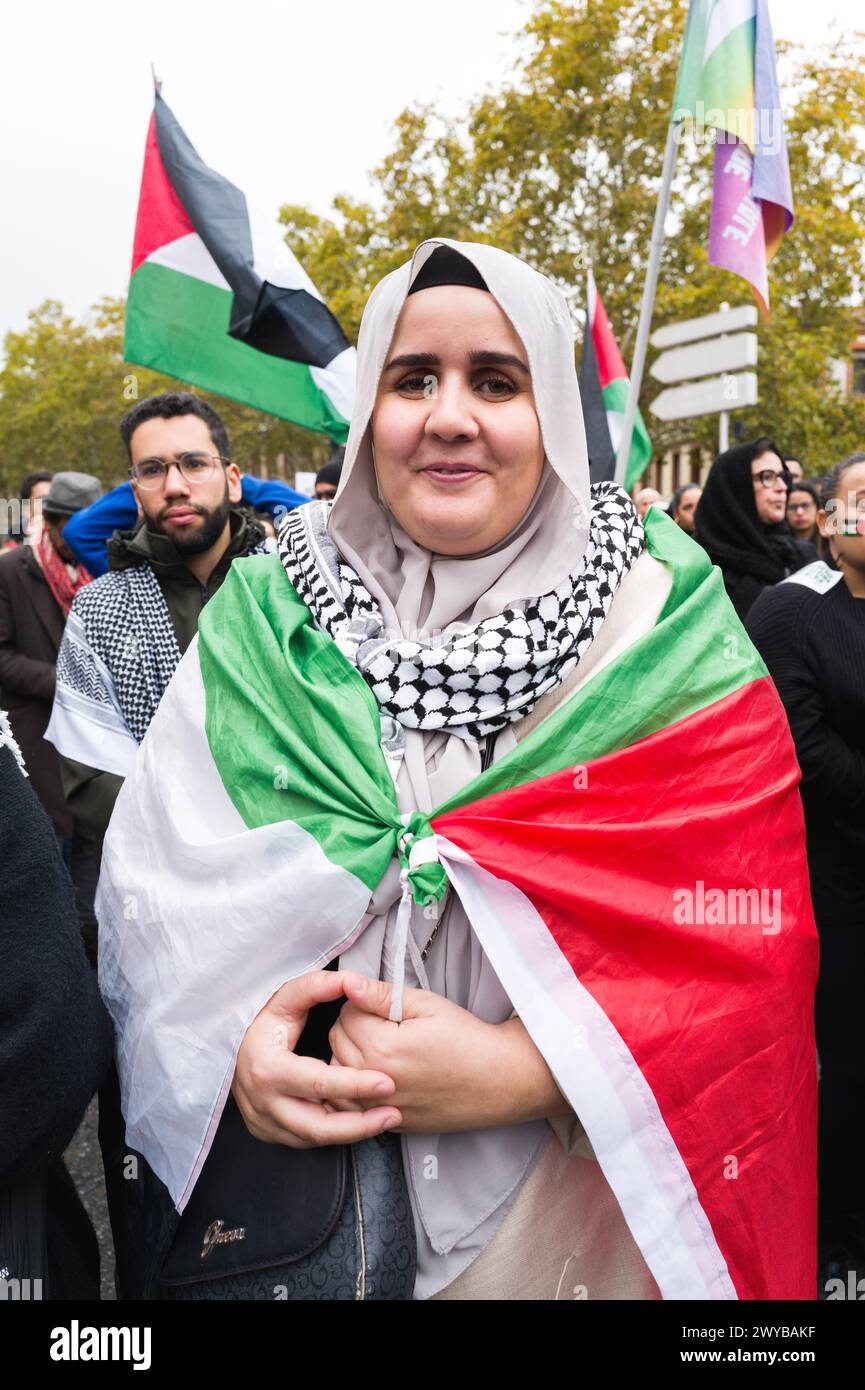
120,392,230,462
669,482,701,518
20,470,54,500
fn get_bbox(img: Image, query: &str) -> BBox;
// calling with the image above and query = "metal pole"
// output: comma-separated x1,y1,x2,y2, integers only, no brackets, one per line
717,302,730,454
614,122,679,488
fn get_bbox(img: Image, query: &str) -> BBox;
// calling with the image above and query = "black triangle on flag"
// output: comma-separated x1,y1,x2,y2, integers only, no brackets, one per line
578,276,617,485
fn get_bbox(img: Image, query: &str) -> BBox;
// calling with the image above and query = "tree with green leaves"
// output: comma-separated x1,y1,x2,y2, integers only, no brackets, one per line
0,299,329,497
279,0,865,475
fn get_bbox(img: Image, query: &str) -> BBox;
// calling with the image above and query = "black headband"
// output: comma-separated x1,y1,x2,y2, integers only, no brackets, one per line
408,245,489,295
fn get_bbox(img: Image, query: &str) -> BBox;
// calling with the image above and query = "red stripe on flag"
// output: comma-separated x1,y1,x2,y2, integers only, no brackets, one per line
591,283,628,391
434,677,817,1299
131,112,196,276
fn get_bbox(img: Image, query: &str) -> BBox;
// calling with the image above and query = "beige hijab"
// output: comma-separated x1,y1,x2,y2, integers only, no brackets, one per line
333,238,597,1298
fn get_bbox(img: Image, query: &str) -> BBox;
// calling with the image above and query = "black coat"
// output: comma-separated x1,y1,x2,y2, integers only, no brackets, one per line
0,739,115,1295
746,574,865,925
0,545,71,834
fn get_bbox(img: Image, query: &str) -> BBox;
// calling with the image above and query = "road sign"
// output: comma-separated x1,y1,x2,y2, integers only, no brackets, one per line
650,331,758,384
650,371,758,422
651,305,759,350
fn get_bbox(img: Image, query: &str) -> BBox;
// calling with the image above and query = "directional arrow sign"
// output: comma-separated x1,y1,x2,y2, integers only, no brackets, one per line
650,371,758,422
651,331,758,384
651,305,758,350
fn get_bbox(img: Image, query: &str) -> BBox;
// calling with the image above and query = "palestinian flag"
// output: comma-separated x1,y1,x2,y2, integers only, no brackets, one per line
126,90,354,439
580,271,652,489
97,509,817,1299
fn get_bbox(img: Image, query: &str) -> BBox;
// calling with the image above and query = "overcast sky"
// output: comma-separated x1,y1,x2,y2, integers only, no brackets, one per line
1,0,861,343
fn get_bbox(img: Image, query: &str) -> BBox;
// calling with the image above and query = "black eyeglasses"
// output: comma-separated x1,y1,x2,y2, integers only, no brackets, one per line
753,468,792,490
130,452,229,490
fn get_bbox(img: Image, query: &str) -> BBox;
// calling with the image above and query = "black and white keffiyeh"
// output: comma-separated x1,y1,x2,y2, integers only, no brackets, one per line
278,483,643,741
48,540,270,777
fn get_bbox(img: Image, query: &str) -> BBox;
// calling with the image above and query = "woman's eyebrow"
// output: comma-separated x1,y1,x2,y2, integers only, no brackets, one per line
468,350,530,373
383,352,439,371
383,350,530,373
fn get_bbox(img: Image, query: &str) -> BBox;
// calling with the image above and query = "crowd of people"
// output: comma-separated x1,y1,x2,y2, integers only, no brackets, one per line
0,238,861,1303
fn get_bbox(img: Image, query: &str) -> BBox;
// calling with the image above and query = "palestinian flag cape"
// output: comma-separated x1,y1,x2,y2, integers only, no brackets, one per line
579,271,652,489
126,90,354,439
97,509,817,1300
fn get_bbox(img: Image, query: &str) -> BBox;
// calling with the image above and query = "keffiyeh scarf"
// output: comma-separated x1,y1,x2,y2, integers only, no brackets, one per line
278,482,644,741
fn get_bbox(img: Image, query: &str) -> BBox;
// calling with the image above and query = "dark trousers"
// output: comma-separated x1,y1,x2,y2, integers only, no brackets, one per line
814,919,865,1254
60,833,101,967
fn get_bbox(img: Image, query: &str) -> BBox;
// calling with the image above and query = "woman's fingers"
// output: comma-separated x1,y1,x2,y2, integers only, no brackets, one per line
328,1020,366,1071
276,1052,395,1105
242,1092,402,1149
232,977,403,1146
265,968,354,1026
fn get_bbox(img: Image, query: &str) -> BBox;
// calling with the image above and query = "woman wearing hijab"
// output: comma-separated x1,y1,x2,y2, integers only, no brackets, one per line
694,439,816,620
96,240,817,1302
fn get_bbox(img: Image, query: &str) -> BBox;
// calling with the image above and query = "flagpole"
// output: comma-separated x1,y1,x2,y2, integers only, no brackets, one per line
614,122,679,487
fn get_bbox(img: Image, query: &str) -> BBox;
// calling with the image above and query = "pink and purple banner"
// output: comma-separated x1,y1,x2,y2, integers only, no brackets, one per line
675,1,794,315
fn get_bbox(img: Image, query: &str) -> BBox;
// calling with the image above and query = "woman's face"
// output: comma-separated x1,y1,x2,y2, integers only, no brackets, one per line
786,487,817,536
371,285,545,555
818,459,865,576
751,450,788,524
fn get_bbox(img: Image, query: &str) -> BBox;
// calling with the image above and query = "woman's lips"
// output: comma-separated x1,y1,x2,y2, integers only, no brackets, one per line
420,465,484,484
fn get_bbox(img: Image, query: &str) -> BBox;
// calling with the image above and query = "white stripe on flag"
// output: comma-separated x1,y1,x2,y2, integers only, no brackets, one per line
145,231,231,291
436,835,737,1301
96,637,372,1210
311,345,357,423
606,408,624,453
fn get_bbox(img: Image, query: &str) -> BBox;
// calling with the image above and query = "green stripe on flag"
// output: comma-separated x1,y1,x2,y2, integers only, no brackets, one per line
197,553,400,891
125,261,350,441
602,377,653,489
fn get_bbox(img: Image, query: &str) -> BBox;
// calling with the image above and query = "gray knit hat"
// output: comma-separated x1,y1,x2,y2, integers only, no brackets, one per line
42,471,102,517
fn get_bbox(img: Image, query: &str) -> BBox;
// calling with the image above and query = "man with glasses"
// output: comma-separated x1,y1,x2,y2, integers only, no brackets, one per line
46,393,271,865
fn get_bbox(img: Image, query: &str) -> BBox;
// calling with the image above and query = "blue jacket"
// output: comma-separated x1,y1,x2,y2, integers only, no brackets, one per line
63,477,309,576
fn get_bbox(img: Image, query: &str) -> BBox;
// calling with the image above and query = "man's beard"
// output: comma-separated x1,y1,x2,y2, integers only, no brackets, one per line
149,485,231,556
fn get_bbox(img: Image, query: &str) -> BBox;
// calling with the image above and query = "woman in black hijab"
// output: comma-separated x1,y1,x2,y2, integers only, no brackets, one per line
694,437,816,620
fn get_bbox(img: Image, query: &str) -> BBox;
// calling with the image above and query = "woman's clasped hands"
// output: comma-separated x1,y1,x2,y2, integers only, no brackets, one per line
231,969,569,1148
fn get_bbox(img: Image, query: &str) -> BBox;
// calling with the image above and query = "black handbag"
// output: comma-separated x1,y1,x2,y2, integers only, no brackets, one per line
157,997,417,1301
